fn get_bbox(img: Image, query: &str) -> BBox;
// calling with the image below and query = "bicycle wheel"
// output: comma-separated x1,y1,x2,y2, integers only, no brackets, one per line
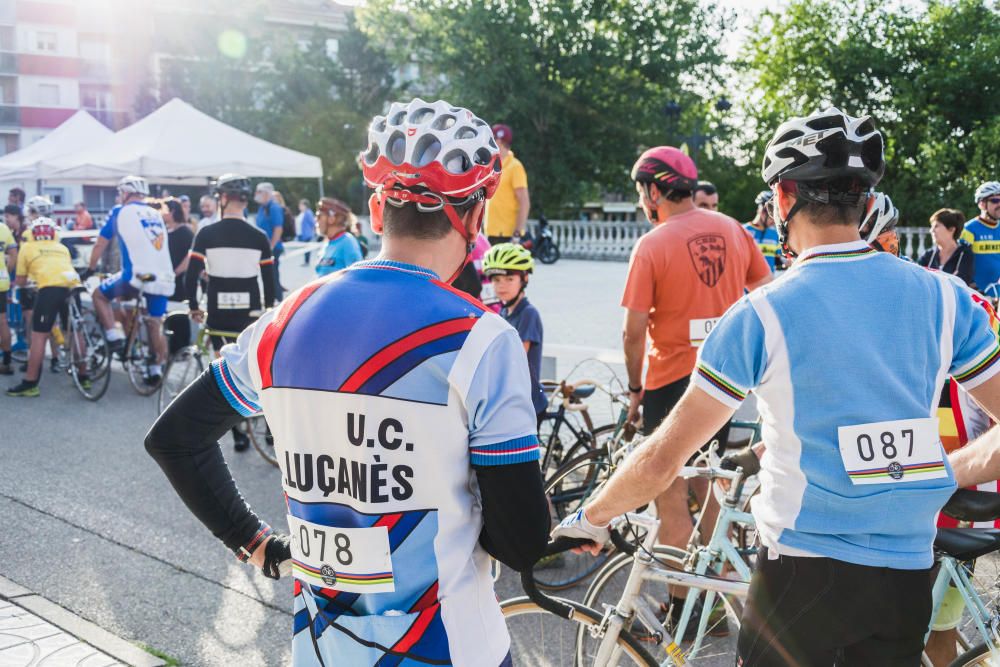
951,642,1000,666
502,596,658,666
533,449,614,591
245,415,279,468
538,240,560,265
125,331,160,396
157,349,203,413
68,310,110,401
581,545,740,664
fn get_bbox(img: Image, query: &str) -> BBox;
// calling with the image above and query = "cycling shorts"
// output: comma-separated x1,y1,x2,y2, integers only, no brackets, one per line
643,376,730,458
19,286,36,311
0,289,6,310
737,550,933,666
32,286,69,334
99,274,168,318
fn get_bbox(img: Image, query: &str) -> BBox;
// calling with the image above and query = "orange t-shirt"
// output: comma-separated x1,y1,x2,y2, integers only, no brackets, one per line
621,207,770,390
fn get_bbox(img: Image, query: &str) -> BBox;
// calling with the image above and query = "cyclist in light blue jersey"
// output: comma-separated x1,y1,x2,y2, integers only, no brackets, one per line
744,190,782,271
554,107,1000,666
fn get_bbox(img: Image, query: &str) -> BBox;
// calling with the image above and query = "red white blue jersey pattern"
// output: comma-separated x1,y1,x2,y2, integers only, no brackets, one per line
212,260,539,666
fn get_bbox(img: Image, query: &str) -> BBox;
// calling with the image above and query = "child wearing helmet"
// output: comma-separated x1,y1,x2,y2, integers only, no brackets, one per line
483,242,547,417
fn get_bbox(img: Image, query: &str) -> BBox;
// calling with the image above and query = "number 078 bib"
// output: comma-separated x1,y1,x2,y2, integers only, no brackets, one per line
837,417,946,485
287,515,395,593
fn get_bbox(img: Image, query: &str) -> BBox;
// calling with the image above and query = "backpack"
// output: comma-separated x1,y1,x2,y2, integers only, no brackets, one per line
281,207,296,242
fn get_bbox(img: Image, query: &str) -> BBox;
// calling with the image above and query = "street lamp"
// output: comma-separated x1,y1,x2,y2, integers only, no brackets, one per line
660,98,732,164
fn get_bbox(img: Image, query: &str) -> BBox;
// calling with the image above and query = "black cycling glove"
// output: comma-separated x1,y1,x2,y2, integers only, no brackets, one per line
262,533,292,580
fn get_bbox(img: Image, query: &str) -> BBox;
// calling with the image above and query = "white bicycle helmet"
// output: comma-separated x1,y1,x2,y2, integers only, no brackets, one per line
975,181,1000,203
762,107,885,188
117,175,150,197
26,195,53,216
361,98,501,200
859,192,899,243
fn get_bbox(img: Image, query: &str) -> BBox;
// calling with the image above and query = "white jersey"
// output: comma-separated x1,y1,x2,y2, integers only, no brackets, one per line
100,202,175,296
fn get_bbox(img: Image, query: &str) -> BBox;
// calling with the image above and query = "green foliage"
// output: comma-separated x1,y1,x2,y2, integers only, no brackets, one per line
358,0,726,215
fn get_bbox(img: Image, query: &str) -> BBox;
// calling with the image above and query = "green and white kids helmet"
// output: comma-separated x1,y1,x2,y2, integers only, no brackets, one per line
483,242,534,276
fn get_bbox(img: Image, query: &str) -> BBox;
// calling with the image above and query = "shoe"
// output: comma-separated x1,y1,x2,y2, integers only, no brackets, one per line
145,373,162,386
0,364,12,375
107,338,125,358
78,375,92,391
233,432,250,452
7,381,39,397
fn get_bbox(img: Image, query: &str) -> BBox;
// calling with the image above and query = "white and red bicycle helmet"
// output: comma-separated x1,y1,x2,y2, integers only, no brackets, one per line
360,98,502,241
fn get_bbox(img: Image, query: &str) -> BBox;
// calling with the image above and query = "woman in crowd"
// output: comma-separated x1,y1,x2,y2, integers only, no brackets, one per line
918,208,975,287
163,198,195,302
315,198,362,276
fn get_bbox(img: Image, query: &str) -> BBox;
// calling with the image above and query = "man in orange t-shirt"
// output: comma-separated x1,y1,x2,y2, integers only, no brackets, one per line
622,146,771,557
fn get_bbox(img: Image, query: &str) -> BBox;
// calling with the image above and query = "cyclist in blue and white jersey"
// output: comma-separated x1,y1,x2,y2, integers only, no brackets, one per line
961,181,1000,291
744,190,782,271
145,98,549,666
86,175,174,384
554,108,1000,666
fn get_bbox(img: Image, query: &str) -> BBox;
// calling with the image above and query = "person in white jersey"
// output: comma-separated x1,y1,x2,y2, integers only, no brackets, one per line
144,98,549,666
554,107,1000,666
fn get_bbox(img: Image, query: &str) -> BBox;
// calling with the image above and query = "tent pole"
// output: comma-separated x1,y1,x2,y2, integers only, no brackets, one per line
317,177,324,199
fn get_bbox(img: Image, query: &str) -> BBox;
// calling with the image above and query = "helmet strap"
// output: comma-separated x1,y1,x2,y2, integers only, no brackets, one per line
774,184,807,259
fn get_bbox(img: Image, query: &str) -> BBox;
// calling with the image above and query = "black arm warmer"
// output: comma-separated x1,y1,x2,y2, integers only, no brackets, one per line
185,254,204,311
475,461,550,571
260,261,276,308
144,368,264,553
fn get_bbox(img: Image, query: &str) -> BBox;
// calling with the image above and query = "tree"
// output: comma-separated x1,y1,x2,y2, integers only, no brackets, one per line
358,0,727,215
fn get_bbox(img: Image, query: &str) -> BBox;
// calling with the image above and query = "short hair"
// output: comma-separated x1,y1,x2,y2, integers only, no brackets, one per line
382,196,476,241
931,208,966,241
9,187,24,201
648,182,693,203
165,199,184,223
299,198,311,209
199,194,214,205
256,182,274,194
694,181,717,196
3,204,23,220
792,177,868,227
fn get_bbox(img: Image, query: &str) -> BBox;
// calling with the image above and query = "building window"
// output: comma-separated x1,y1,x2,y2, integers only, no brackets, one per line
84,185,117,214
81,88,111,111
43,187,66,206
36,31,57,53
37,83,59,106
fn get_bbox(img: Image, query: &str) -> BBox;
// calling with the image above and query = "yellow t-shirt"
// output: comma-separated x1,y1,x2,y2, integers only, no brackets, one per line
15,240,79,289
0,222,14,292
485,151,528,237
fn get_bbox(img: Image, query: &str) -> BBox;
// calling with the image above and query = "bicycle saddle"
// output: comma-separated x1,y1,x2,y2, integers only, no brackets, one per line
569,384,596,400
137,273,156,283
934,528,1000,561
941,488,1000,523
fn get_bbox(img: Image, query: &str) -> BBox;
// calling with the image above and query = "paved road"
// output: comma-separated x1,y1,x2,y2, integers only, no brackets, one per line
0,258,738,666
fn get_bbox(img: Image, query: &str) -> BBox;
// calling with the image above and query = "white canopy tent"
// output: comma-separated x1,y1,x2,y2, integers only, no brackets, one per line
0,110,113,181
42,98,324,186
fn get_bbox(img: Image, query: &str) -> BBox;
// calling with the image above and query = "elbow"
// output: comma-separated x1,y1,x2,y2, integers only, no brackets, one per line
144,417,170,461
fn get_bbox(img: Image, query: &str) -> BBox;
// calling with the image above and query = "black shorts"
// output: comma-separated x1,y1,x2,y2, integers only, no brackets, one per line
0,289,7,310
643,376,730,456
19,286,35,311
737,551,933,666
32,287,69,334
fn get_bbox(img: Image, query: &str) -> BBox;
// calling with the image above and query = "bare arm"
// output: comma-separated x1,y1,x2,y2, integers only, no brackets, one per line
586,385,735,526
88,236,110,271
948,372,1000,487
515,188,530,235
270,226,282,250
748,272,773,290
5,247,14,274
622,308,648,389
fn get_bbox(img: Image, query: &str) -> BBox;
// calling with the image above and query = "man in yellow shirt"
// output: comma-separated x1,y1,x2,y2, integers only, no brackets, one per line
7,218,80,397
0,218,15,375
485,124,530,244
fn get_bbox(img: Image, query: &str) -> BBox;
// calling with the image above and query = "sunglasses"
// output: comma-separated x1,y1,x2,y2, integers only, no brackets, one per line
988,197,1000,205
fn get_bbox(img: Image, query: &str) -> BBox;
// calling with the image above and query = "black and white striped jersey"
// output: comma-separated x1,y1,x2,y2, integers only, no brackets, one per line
186,218,275,330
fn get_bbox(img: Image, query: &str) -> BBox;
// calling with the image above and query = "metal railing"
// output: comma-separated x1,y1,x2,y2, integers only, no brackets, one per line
531,219,933,262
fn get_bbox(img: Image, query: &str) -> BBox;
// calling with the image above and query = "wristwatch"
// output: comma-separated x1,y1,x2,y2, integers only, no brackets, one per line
628,384,643,394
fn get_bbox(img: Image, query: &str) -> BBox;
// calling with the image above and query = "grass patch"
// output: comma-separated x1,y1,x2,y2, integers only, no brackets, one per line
137,643,181,666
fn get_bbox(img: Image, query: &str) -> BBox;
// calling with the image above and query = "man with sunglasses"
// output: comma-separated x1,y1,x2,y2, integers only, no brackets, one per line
961,181,1000,293
314,197,363,276
744,190,782,272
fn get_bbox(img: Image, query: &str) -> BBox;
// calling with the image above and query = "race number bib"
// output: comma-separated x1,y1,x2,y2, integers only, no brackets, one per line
481,282,498,305
689,317,721,347
217,292,250,309
837,418,946,485
288,515,395,594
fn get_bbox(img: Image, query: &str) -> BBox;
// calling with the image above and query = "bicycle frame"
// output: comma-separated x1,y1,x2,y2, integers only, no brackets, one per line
923,551,1000,664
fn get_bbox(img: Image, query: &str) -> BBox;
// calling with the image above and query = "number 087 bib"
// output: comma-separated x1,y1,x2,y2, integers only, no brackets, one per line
287,515,395,593
837,417,946,485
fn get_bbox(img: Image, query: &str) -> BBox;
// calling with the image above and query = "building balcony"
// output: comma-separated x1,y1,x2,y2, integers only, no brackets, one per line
0,52,16,75
0,103,19,126
84,108,130,130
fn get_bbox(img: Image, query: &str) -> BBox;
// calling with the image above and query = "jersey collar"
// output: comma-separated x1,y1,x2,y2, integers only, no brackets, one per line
978,215,999,229
796,240,878,264
353,259,440,280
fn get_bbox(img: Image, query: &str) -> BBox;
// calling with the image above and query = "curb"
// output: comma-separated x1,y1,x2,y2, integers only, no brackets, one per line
0,574,166,667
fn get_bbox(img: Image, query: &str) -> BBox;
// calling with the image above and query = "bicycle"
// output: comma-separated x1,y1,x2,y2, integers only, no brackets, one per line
158,315,278,468
113,274,166,395
62,284,111,400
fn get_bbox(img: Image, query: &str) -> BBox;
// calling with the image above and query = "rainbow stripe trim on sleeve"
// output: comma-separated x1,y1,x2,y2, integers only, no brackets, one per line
211,359,261,416
696,364,747,402
470,435,540,466
953,344,1000,384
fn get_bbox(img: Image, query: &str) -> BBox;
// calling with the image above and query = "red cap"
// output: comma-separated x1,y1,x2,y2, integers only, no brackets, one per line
492,124,513,145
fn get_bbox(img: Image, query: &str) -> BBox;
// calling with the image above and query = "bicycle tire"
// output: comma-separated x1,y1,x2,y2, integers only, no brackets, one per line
246,415,279,468
125,332,160,396
157,349,204,414
68,311,110,401
950,642,1000,666
538,241,560,265
582,545,740,664
532,449,614,591
501,596,658,666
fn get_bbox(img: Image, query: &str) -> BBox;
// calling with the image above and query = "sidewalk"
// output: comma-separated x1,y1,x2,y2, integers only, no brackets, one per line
0,576,166,667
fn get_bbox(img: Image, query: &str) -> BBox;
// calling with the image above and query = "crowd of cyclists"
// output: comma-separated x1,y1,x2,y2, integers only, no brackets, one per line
5,96,1000,666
